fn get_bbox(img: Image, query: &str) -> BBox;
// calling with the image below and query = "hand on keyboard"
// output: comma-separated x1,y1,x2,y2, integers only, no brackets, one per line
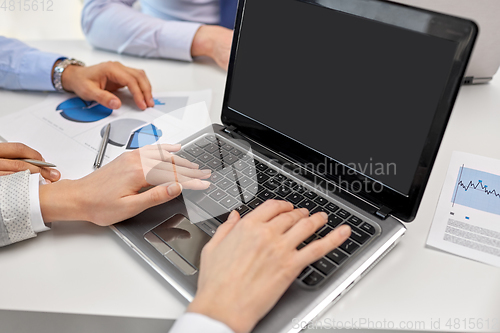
187,199,351,333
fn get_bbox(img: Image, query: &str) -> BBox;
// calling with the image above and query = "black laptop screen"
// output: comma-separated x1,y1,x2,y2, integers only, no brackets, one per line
227,0,458,195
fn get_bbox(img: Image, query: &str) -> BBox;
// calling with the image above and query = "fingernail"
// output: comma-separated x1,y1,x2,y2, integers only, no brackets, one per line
320,212,328,220
300,208,309,216
339,225,351,237
201,169,212,174
141,101,147,110
167,183,183,196
50,169,60,179
192,163,200,168
109,99,120,109
228,210,238,221
149,98,155,106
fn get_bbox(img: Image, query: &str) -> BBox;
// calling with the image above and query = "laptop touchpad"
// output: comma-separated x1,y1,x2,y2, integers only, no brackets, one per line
144,214,211,275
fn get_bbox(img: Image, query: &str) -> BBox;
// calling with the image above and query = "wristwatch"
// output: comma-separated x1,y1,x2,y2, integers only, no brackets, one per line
52,58,85,92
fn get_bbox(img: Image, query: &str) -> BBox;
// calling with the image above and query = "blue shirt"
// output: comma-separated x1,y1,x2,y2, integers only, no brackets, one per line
0,36,62,91
82,0,219,61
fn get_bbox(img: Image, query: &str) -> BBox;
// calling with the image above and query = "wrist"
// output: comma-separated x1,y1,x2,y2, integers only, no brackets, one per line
39,179,83,222
191,25,216,58
187,297,254,333
60,65,80,93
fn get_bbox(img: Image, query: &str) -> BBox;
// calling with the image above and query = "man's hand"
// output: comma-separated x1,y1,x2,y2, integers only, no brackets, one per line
188,200,352,333
0,142,61,182
192,25,234,70
60,61,155,111
38,144,211,225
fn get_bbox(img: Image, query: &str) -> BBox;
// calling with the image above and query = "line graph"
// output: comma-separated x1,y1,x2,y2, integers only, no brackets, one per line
452,165,500,216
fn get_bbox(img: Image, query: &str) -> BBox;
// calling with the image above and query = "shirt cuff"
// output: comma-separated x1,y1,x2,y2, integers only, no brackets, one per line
29,173,50,233
158,21,203,62
169,313,234,333
18,50,64,91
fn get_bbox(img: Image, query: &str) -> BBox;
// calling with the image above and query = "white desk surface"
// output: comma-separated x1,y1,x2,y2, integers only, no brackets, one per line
0,40,499,332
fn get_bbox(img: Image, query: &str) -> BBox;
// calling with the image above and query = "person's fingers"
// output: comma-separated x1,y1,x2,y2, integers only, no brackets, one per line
295,225,351,267
142,143,182,152
125,182,183,216
243,199,294,223
140,151,199,169
144,159,211,179
209,210,241,246
143,163,210,185
79,83,122,110
284,212,329,247
268,208,309,234
126,67,154,108
178,179,211,190
106,63,147,110
0,159,61,181
0,171,14,176
0,142,44,160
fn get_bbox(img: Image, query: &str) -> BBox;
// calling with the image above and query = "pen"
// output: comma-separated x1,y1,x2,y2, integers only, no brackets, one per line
20,159,57,168
94,124,111,170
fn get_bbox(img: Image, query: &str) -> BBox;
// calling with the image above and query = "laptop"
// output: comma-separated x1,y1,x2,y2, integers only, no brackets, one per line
393,0,500,84
111,0,477,331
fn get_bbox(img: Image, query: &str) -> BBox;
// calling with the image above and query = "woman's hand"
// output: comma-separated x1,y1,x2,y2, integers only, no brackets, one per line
188,200,351,333
39,144,211,225
0,142,61,182
60,61,155,111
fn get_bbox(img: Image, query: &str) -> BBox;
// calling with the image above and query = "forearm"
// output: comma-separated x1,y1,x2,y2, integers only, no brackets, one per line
39,180,82,223
82,0,201,61
0,36,63,91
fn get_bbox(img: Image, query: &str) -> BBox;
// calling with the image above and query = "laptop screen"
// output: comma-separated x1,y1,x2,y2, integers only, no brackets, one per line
226,0,459,195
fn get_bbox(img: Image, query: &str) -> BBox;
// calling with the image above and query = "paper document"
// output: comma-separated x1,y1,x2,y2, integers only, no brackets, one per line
0,90,212,180
427,151,500,267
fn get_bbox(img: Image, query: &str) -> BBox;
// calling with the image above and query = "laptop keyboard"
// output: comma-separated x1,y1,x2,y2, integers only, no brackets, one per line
177,134,377,288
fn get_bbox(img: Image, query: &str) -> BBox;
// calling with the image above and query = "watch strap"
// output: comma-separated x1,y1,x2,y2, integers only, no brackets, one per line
52,58,85,92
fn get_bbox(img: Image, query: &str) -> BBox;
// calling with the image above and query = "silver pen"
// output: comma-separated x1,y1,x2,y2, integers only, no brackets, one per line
21,159,57,168
94,124,111,170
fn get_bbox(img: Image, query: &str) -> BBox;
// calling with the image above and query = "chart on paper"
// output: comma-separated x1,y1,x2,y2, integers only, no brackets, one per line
427,151,500,268
452,166,500,216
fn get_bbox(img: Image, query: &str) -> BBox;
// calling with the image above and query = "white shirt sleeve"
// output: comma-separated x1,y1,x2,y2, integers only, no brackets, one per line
82,0,202,61
28,173,50,233
169,313,234,333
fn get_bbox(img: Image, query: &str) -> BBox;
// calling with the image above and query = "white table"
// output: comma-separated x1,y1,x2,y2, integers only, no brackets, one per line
0,40,499,332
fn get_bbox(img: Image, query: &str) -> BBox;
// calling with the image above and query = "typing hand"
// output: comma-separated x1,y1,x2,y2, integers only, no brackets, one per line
39,144,211,226
187,200,351,333
60,61,155,111
192,26,233,70
0,142,61,182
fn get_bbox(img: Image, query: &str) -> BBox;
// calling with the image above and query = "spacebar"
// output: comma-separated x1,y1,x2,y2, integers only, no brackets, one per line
197,196,231,223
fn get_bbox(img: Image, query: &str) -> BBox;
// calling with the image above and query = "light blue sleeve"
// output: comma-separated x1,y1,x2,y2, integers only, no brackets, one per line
0,36,63,91
169,313,234,333
81,0,202,61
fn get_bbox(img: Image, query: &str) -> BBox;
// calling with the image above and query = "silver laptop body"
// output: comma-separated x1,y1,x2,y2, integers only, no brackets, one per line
394,0,500,84
111,0,477,332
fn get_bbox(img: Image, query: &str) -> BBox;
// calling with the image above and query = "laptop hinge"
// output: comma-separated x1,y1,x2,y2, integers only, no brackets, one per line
223,125,237,134
375,206,391,220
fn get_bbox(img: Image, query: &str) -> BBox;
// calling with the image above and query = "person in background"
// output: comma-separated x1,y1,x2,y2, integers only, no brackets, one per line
0,36,351,333
81,0,235,70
